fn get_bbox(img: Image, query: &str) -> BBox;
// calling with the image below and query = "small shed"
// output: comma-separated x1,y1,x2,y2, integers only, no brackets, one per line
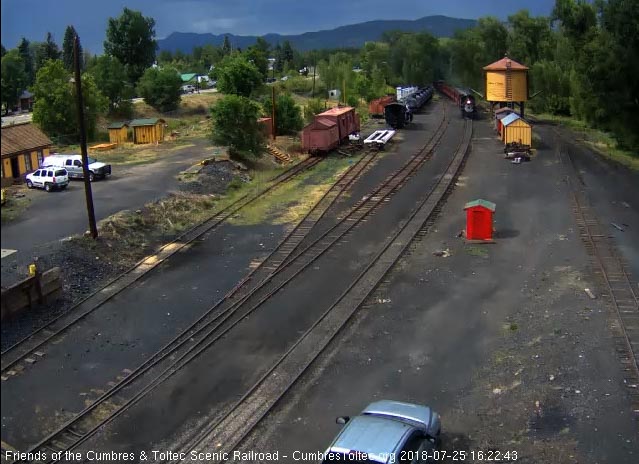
257,117,273,138
130,118,166,144
494,107,516,134
501,113,531,146
19,90,34,112
464,199,496,241
301,117,340,153
107,121,130,144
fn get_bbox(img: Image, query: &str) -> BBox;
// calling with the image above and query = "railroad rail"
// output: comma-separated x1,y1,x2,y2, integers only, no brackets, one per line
12,108,449,463
1,157,321,375
178,119,474,461
559,145,639,403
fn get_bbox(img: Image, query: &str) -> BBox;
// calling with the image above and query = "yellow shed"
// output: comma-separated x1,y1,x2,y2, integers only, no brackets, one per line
1,122,52,186
501,113,532,146
130,118,166,144
107,122,129,144
483,56,529,102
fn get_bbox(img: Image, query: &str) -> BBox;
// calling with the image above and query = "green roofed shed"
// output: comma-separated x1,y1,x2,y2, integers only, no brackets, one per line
107,121,130,144
180,73,198,83
130,118,166,144
464,199,496,211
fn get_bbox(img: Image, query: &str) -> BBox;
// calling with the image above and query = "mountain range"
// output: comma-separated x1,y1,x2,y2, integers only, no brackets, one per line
158,15,476,53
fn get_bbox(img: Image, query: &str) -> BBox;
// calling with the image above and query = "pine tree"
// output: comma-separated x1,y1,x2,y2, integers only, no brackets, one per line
62,26,79,71
18,38,34,85
222,35,232,55
43,32,61,61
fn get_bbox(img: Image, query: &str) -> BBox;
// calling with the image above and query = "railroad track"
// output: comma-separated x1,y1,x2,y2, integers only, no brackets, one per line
177,118,474,461
558,145,639,405
0,157,321,375
11,109,449,464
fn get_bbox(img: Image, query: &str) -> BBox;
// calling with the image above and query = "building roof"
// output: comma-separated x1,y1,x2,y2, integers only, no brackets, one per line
107,121,129,129
318,106,355,117
494,107,515,114
464,199,496,211
483,57,529,71
20,90,34,99
130,118,165,127
180,73,198,82
501,113,522,126
257,117,272,123
1,122,52,158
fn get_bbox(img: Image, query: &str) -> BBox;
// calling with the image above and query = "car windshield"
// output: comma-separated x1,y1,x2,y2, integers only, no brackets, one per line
55,170,66,176
87,157,97,164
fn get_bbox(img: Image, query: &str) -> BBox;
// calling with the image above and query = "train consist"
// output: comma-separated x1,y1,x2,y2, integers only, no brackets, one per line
435,81,477,119
383,86,434,129
301,106,361,154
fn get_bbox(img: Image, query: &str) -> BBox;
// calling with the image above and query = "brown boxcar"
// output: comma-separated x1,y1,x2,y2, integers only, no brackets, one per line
316,106,360,141
301,118,340,153
368,95,396,118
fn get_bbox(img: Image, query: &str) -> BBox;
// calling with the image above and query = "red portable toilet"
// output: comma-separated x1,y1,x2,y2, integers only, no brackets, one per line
464,199,496,241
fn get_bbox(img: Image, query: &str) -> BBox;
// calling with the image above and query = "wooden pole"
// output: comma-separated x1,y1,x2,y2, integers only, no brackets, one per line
74,34,98,239
271,85,276,141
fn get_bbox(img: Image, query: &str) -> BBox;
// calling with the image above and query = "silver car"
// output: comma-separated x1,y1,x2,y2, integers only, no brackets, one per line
322,401,441,463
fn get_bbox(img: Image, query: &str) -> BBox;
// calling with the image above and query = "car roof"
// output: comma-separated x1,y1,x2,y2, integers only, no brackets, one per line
329,415,413,463
362,400,434,432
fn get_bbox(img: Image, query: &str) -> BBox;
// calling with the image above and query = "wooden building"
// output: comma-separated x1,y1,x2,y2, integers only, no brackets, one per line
465,199,496,241
483,55,529,117
107,122,130,144
130,118,166,144
1,123,52,186
501,113,532,146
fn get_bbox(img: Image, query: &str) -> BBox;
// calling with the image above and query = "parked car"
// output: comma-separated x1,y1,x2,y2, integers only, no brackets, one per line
322,401,441,463
25,168,69,192
41,154,111,182
181,84,196,94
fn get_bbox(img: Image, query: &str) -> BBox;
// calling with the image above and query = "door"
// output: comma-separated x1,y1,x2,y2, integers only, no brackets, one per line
32,170,43,187
10,157,20,178
73,159,83,178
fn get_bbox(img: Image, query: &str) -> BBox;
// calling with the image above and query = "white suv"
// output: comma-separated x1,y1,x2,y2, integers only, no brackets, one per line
42,154,111,181
26,168,69,192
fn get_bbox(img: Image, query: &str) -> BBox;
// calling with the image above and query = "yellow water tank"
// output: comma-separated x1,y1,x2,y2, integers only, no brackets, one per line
483,56,529,102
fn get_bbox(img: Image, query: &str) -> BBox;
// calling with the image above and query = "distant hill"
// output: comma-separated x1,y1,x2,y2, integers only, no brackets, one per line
158,15,476,53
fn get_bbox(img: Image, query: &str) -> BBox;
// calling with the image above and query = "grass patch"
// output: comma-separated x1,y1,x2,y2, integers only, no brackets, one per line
228,156,356,226
531,112,639,171
1,194,31,223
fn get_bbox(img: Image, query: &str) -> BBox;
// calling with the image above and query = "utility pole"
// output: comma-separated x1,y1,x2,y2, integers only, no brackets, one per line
74,34,98,239
312,55,316,98
271,85,277,141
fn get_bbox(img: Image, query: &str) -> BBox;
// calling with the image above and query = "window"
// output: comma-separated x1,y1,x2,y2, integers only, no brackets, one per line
37,151,44,166
66,159,73,166
24,154,32,172
400,433,424,463
55,170,66,176
47,170,53,177
33,170,40,177
74,160,82,167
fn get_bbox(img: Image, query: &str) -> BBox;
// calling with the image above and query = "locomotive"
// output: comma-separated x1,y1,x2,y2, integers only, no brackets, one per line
459,91,476,119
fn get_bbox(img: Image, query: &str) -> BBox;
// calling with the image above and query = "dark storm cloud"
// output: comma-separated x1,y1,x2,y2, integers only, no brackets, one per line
1,0,555,53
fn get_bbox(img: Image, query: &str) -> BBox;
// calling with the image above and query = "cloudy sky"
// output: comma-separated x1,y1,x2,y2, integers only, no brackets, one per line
1,0,555,53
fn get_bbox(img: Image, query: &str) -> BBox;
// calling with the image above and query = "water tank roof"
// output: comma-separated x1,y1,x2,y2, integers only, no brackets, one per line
483,57,529,71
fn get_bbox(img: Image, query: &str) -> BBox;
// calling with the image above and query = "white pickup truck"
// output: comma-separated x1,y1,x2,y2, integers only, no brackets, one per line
42,154,112,182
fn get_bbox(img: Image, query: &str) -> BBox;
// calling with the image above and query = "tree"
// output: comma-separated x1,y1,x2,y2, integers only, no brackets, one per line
32,59,106,141
43,32,61,61
210,95,264,162
1,50,27,114
215,54,263,97
263,93,303,135
507,11,553,64
281,40,294,69
136,66,182,112
90,55,132,115
62,26,80,71
18,38,34,85
1,44,6,58
104,8,157,84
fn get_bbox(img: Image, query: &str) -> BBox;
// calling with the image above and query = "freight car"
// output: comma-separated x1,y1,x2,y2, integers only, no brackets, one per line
300,106,361,154
369,95,396,118
384,102,411,129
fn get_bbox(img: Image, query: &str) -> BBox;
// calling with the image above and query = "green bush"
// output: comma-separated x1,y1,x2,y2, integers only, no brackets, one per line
210,95,264,162
137,66,182,112
263,93,304,135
